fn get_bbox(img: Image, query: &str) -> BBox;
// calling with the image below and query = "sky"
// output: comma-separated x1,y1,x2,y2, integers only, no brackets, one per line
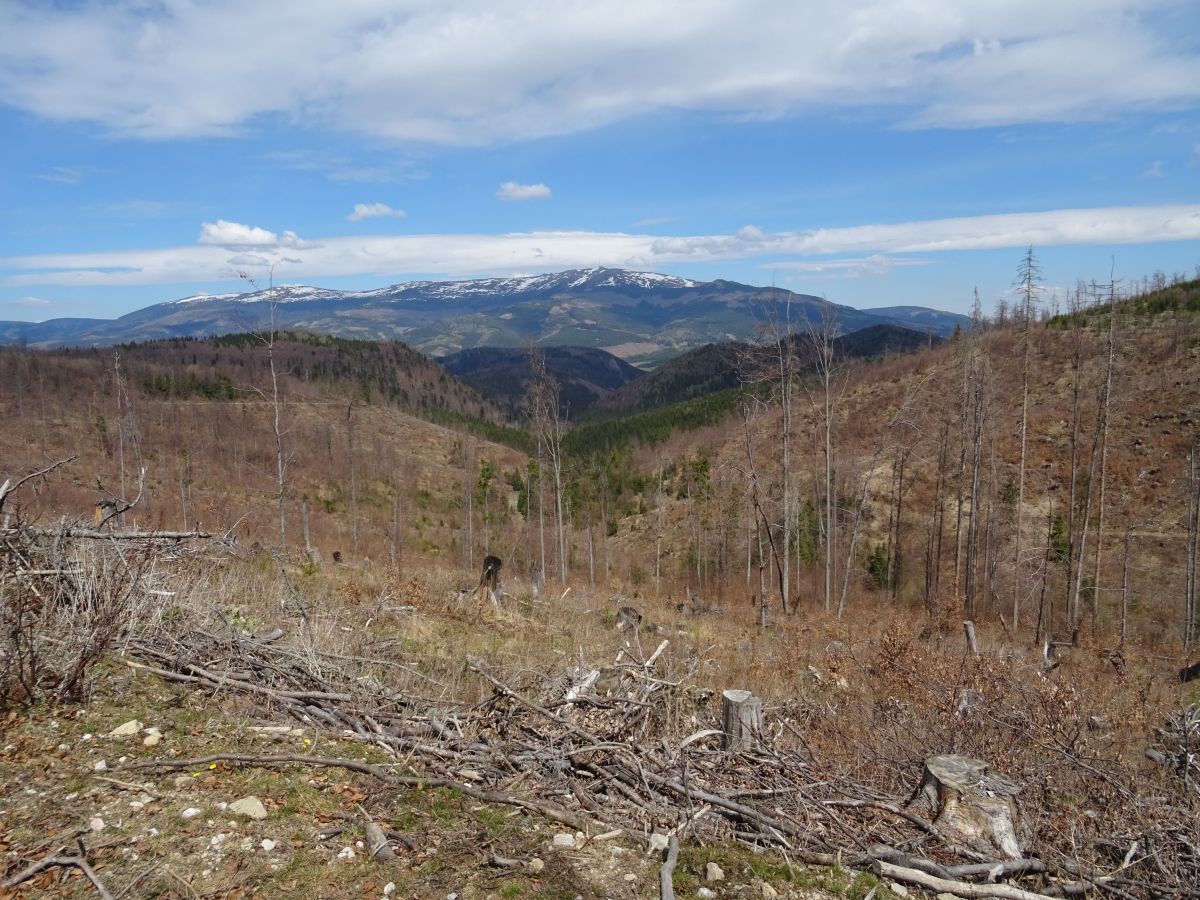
1,0,1199,322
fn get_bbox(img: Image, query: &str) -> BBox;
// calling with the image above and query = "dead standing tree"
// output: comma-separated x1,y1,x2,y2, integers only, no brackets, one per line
805,305,844,614
525,346,567,585
1011,247,1042,635
240,269,291,548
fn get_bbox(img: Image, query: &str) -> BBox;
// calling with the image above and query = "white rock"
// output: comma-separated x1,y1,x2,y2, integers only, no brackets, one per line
552,832,577,849
210,833,228,849
57,743,69,751
81,734,93,742
261,839,277,852
698,890,717,899
623,873,638,882
181,807,202,819
93,760,108,772
760,882,779,898
337,846,356,861
706,861,725,882
527,858,544,873
88,816,105,832
383,883,396,897
129,801,144,810
646,833,669,855
889,883,908,897
217,802,228,811
108,719,142,738
229,796,268,820
142,730,162,748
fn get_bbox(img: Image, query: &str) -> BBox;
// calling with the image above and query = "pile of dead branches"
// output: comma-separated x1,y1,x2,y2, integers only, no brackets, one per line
121,616,1200,900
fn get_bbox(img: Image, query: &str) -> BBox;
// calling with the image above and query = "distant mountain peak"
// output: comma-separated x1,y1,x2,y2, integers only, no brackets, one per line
0,266,968,364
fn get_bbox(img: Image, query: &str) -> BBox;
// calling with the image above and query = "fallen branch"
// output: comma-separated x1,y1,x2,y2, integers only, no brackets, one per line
871,859,1059,900
1,849,114,899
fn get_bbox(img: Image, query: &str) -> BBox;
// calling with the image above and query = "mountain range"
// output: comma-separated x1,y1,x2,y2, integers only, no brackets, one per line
0,267,969,367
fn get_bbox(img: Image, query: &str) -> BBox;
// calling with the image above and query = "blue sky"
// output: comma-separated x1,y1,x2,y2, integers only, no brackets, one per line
1,0,1199,322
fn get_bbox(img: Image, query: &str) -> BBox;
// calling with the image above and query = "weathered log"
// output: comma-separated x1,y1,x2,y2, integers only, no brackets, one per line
721,689,763,752
659,832,679,900
907,755,1023,860
357,805,398,862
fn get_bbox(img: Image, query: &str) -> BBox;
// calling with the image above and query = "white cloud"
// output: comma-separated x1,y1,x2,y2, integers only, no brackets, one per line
5,2,1192,143
14,296,51,306
347,202,406,221
36,166,82,184
226,253,272,267
766,255,932,277
198,220,278,247
497,181,552,201
5,204,1199,288
1141,160,1165,178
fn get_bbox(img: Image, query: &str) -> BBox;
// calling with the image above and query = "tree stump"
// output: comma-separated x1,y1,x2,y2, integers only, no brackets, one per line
721,689,763,752
907,755,1023,859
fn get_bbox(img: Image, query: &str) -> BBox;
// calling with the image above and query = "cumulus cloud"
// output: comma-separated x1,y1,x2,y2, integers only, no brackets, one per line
347,202,406,221
0,2,1195,143
198,220,278,247
497,181,552,201
5,205,1198,288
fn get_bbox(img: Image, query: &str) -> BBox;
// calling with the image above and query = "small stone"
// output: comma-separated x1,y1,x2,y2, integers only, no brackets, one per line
936,894,960,900
261,839,277,852
623,873,637,882
217,802,228,811
527,858,544,873
142,730,162,748
173,775,191,788
88,816,105,832
755,881,778,899
337,846,356,861
229,796,268,820
698,890,717,899
552,832,577,849
181,807,202,819
81,734,93,742
383,884,396,897
108,719,142,738
129,801,145,810
705,861,725,882
57,743,69,751
889,883,908,897
93,760,108,772
646,833,669,855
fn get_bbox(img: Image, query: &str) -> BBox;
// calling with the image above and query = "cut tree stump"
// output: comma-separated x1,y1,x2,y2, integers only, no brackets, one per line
907,755,1023,859
721,689,763,752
